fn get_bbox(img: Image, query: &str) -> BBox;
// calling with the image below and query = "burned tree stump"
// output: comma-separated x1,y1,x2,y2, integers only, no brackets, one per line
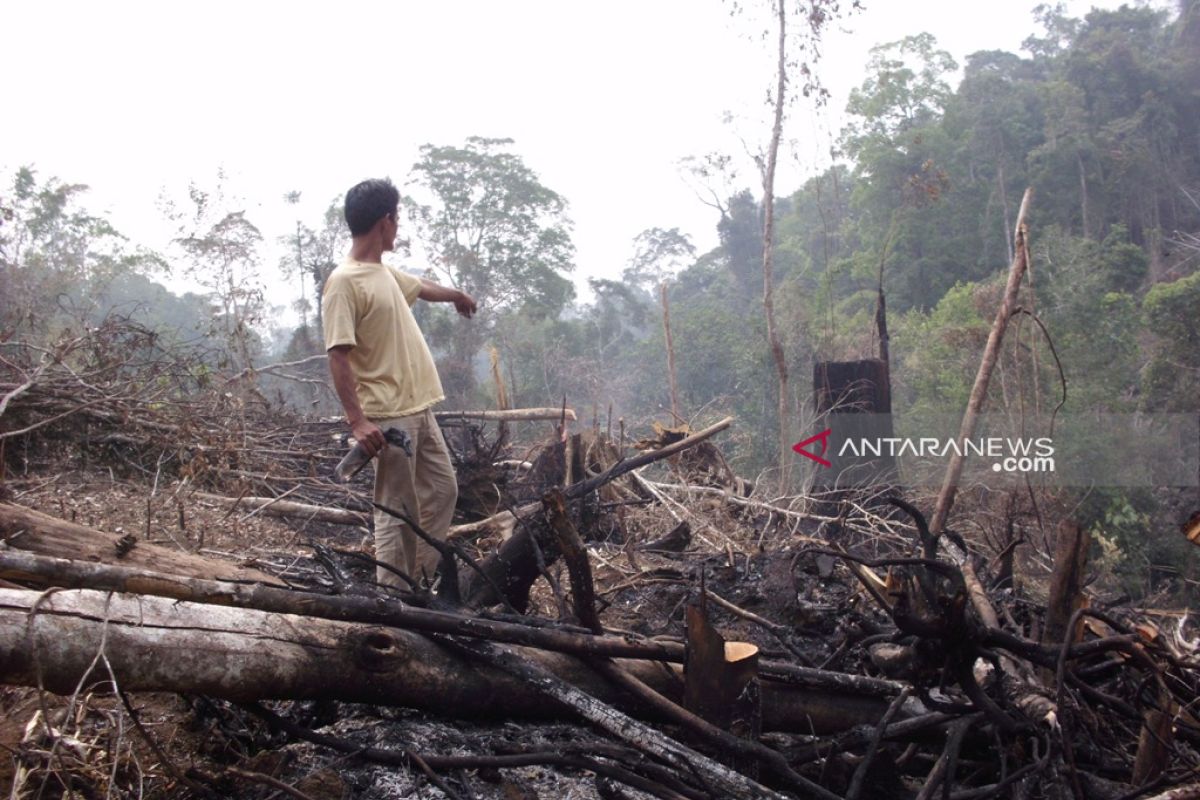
811,359,896,490
684,601,761,734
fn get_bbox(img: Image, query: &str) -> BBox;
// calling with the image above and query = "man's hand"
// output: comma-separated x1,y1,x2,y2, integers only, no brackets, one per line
454,290,477,318
351,418,387,457
419,279,477,318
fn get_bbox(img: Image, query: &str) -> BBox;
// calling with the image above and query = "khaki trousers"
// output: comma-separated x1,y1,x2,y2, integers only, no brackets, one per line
371,408,457,587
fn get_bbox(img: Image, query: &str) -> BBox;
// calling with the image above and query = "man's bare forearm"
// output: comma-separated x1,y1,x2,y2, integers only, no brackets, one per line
417,278,459,303
328,346,385,454
418,278,477,317
328,347,367,425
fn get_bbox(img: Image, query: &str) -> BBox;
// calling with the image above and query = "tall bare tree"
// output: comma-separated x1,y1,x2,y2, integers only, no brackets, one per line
755,0,856,488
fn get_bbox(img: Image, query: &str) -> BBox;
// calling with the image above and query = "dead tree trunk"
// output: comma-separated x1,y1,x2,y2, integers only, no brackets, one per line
191,492,369,527
0,547,902,699
811,359,896,490
684,598,761,740
929,188,1033,538
435,408,577,423
763,0,792,490
189,491,512,538
661,282,681,422
1043,519,1090,648
0,587,889,734
0,501,281,585
0,548,676,662
928,188,1033,633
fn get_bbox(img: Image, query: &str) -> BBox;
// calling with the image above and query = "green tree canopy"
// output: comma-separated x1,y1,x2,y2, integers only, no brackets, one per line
403,137,576,404
404,137,575,319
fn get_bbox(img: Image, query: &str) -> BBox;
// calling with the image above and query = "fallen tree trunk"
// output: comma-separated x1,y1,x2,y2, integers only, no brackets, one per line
448,510,516,542
0,587,890,734
0,502,282,585
435,408,577,423
0,548,683,662
190,491,516,539
0,549,903,701
566,416,733,501
191,492,370,527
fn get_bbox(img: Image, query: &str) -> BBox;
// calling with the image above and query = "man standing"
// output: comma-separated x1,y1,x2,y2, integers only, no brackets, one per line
323,178,477,587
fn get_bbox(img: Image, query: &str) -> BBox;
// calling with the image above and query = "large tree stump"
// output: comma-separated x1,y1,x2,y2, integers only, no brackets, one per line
810,359,896,490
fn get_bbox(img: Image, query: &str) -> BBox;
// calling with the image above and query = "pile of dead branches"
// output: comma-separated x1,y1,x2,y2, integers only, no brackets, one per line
0,315,591,530
0,315,327,489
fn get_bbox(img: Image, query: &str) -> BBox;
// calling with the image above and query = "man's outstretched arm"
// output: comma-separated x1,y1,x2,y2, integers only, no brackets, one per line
418,278,477,318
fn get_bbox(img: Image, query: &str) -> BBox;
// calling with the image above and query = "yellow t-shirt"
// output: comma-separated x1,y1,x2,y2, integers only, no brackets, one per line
321,259,445,418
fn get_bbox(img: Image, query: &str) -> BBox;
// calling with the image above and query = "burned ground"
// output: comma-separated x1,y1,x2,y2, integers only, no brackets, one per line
1,348,1199,799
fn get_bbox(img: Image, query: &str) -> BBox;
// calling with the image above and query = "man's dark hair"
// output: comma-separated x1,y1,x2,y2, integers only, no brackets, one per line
344,178,400,236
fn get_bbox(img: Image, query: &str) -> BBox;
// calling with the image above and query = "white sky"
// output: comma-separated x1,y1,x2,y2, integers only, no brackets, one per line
1,0,1133,321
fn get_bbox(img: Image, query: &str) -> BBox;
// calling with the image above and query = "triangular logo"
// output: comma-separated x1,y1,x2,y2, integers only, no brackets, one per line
793,429,832,467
